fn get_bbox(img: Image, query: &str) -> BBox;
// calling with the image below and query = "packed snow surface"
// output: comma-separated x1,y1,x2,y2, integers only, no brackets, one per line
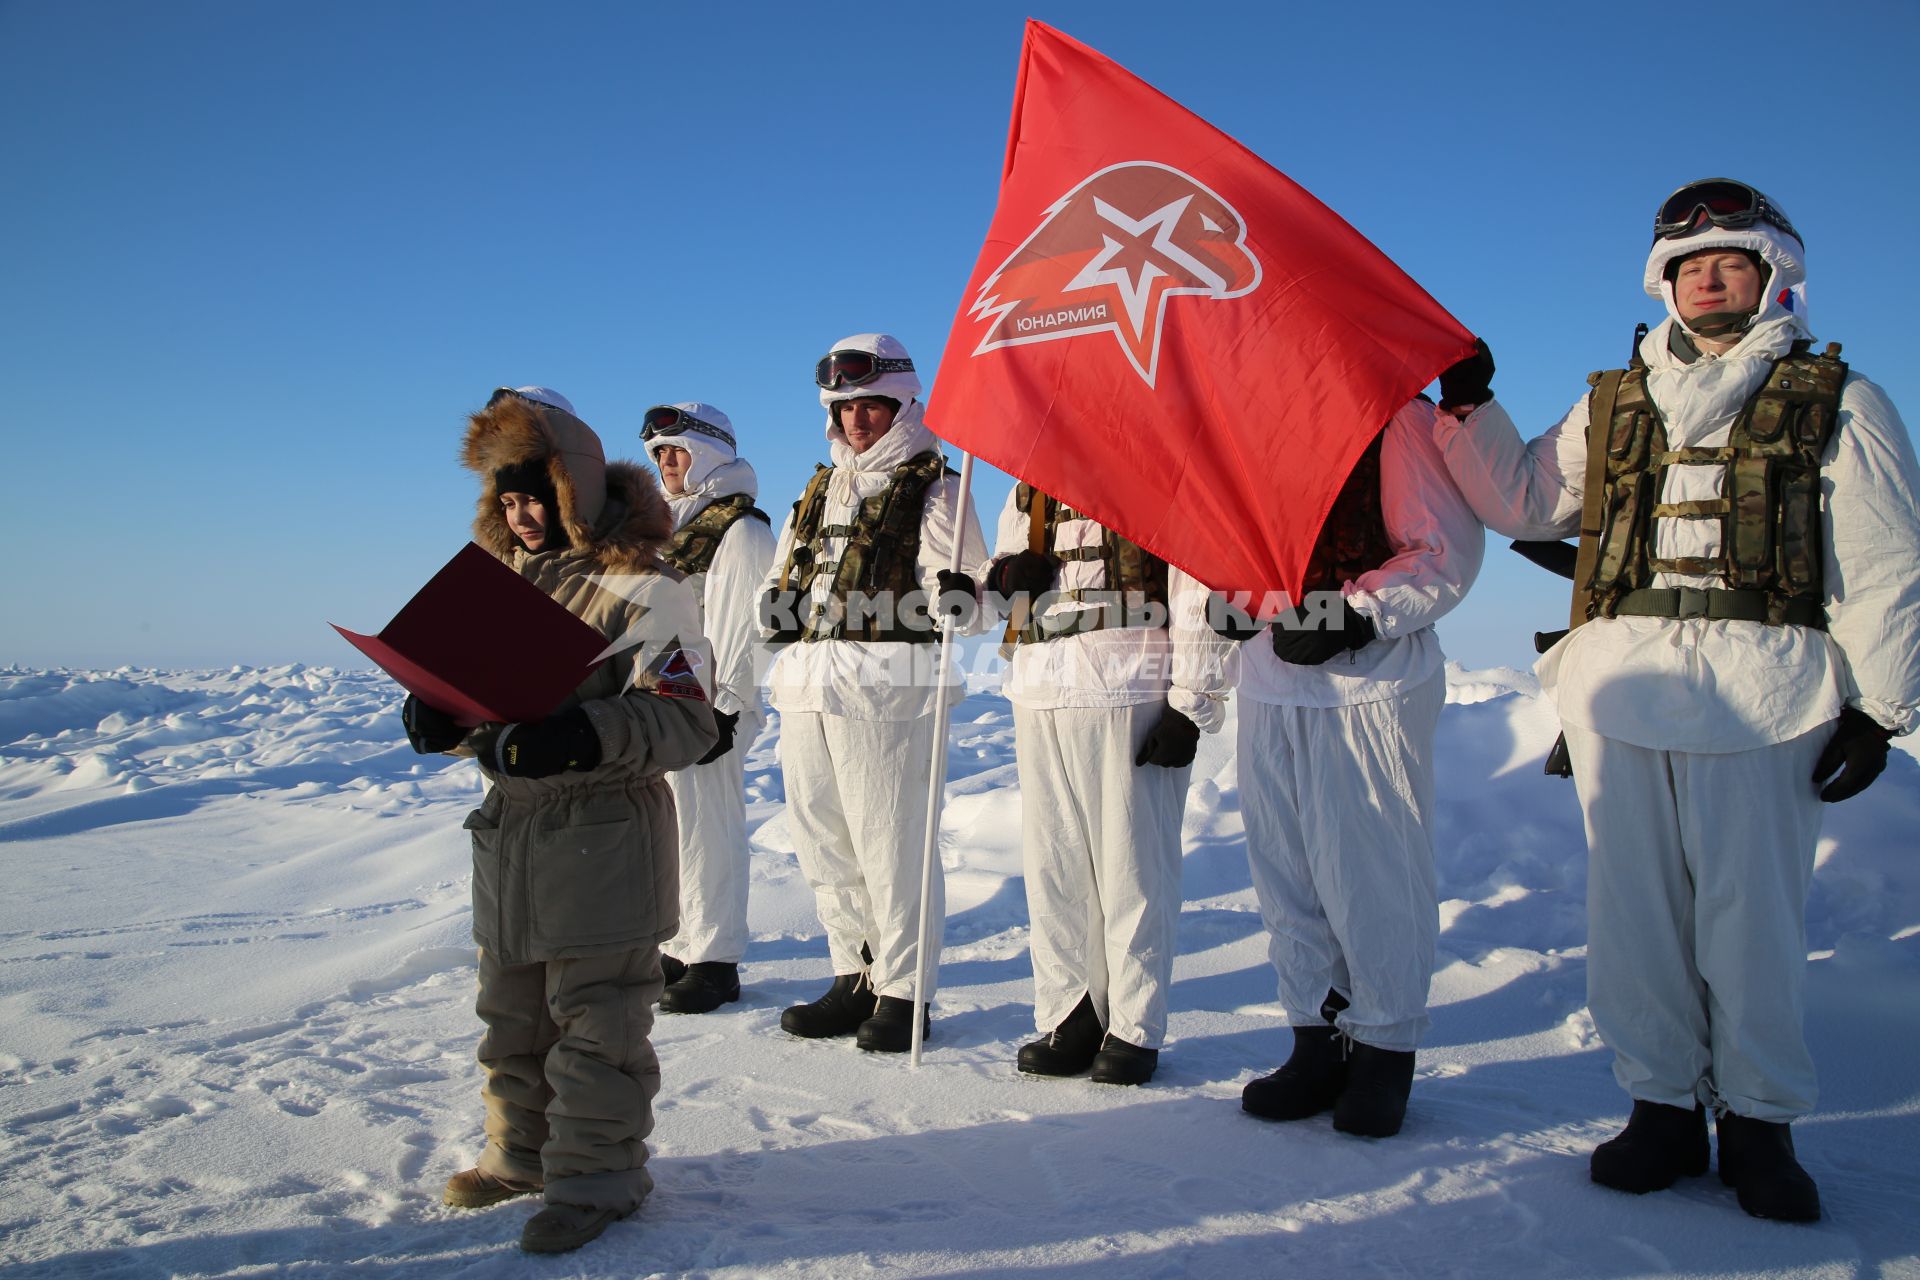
1,664,1916,1278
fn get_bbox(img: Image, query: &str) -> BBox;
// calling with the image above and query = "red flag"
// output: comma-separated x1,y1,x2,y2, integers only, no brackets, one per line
927,21,1474,606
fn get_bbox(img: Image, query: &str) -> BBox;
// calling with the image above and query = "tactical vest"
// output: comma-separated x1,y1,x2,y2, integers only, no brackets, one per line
1006,485,1170,647
777,450,951,643
1570,341,1844,630
1300,430,1395,596
661,493,771,577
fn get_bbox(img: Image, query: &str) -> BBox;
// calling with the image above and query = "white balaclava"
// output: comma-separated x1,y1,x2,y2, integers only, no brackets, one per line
817,333,924,443
1643,191,1808,341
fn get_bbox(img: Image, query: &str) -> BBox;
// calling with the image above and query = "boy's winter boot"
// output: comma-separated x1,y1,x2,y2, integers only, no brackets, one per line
1089,1033,1158,1085
1331,1042,1416,1138
659,961,741,1014
1589,1100,1709,1193
660,954,687,988
519,1203,627,1253
1716,1113,1821,1222
1243,1025,1347,1121
779,972,877,1039
442,1168,541,1209
1016,992,1105,1077
856,995,931,1053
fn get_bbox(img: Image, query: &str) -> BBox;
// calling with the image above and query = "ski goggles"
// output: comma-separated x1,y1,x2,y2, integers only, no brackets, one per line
814,350,915,390
1652,179,1800,245
640,405,735,449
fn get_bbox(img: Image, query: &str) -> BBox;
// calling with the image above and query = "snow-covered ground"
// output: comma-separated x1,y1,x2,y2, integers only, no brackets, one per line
1,664,1916,1279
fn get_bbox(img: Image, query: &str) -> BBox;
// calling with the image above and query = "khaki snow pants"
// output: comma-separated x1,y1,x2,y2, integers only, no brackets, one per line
473,944,663,1212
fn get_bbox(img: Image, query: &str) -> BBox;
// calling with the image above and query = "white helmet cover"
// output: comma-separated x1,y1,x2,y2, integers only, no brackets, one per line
816,332,924,417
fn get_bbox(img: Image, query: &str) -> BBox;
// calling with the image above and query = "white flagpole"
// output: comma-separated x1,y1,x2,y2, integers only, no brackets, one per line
910,450,975,1068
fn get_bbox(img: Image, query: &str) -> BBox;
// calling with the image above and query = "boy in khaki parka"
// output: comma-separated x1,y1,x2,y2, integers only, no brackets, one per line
402,386,717,1253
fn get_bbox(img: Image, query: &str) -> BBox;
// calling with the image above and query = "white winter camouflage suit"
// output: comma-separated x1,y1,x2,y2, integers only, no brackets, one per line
1433,219,1920,1120
1238,399,1484,1053
993,491,1233,1050
454,396,717,1213
648,404,778,968
761,337,993,1002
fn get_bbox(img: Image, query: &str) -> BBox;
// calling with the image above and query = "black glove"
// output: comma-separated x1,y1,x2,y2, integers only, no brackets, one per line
479,706,602,779
1134,707,1200,768
1439,337,1495,412
760,588,803,642
935,570,979,627
696,710,741,766
403,694,465,754
1270,601,1376,665
986,551,1060,598
1206,592,1264,641
1812,706,1894,802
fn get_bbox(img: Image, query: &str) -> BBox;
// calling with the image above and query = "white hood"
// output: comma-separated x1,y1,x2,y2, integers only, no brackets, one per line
1644,220,1809,341
665,456,759,531
645,401,760,530
818,335,937,499
817,332,924,422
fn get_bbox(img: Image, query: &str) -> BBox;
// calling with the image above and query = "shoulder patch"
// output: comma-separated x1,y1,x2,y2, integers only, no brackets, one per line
648,644,709,702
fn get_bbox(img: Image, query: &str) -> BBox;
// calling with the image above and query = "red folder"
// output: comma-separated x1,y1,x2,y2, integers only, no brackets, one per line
332,543,609,725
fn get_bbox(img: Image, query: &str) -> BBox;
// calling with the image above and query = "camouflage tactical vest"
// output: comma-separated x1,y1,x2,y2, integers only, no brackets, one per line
777,451,951,643
662,493,770,577
1573,341,1844,630
1300,430,1395,596
1007,484,1171,647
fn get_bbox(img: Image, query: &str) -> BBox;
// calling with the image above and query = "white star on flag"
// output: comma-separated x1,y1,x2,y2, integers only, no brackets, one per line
1062,195,1230,339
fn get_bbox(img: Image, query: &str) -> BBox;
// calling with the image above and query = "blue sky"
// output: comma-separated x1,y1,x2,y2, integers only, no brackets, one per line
4,0,1917,670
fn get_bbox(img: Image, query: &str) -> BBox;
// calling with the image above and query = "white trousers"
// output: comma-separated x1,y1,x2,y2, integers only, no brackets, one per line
661,709,762,966
779,711,944,1001
1238,673,1444,1052
1566,720,1828,1121
1014,702,1189,1050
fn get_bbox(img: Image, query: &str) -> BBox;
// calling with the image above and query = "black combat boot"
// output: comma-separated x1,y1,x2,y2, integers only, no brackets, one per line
1016,992,1106,1077
1589,1100,1709,1193
1243,1025,1348,1121
1246,989,1353,1121
1089,1033,1158,1085
660,954,687,987
1331,1041,1416,1137
659,961,741,1014
1716,1113,1821,1221
856,996,931,1053
780,972,877,1039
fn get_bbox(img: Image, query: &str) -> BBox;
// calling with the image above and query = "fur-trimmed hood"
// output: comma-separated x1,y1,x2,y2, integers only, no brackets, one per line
461,395,671,572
